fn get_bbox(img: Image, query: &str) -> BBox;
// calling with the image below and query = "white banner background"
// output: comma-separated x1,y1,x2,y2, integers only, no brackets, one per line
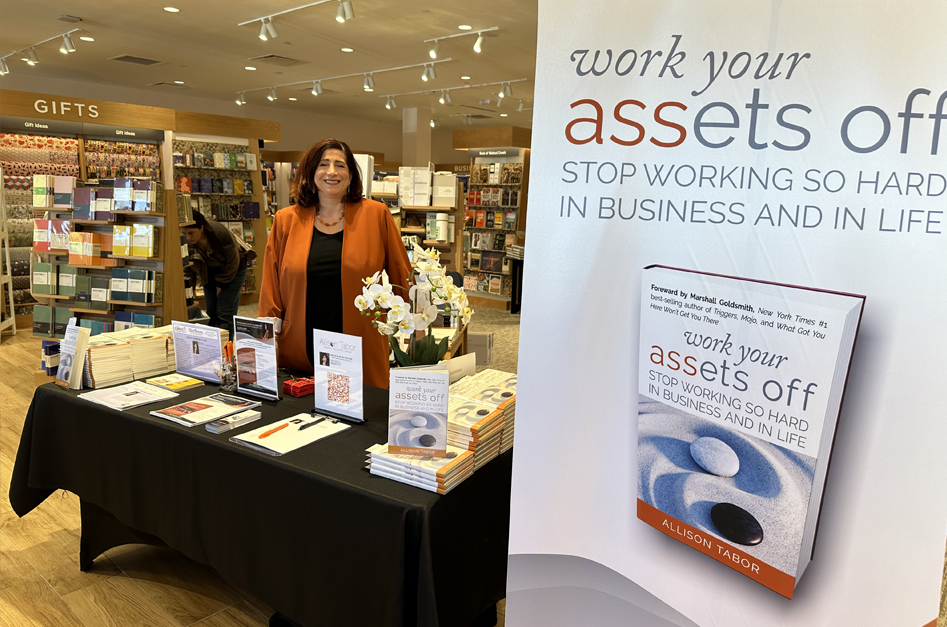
509,1,946,625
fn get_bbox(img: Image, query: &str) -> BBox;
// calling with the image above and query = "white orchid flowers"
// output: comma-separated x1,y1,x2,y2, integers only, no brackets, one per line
355,243,474,341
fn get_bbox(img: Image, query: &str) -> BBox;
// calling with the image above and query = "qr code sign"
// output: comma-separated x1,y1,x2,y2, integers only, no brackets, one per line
327,372,350,403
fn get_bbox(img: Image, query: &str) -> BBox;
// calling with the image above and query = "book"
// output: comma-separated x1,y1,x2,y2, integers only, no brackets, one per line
110,268,129,301
388,370,450,457
32,219,50,252
32,304,52,337
56,324,92,389
131,224,156,258
49,220,71,252
635,265,865,598
53,307,71,339
52,176,75,208
32,262,55,295
90,278,110,311
73,187,95,220
365,443,475,494
230,413,350,456
151,393,261,427
41,341,61,375
145,373,204,391
206,409,261,434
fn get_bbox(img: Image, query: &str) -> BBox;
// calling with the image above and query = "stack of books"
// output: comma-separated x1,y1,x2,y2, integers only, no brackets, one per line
449,369,517,453
81,326,176,388
114,328,173,379
83,335,134,388
41,341,60,375
446,397,505,470
506,245,524,260
365,443,475,494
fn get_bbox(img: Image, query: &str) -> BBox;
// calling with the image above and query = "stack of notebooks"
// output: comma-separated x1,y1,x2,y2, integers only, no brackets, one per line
32,305,74,339
69,231,118,267
72,276,112,311
445,397,505,470
112,224,158,258
109,178,163,212
110,268,163,303
32,175,76,208
506,245,525,260
32,219,71,253
449,369,517,454
365,443,475,494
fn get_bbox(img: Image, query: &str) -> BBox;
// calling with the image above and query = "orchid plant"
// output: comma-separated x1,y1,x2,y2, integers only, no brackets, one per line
355,242,474,366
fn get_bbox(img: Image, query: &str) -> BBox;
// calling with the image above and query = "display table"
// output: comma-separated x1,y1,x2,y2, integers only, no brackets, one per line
9,381,512,627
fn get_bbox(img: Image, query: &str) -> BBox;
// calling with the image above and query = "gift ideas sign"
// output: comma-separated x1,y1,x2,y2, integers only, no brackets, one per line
509,1,946,626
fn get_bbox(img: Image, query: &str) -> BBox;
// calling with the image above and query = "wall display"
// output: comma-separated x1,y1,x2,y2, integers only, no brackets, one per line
509,1,946,626
388,370,450,457
234,316,279,401
313,329,364,423
172,320,222,384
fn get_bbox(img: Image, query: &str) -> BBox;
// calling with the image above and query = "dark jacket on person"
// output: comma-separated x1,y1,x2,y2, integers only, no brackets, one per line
186,220,250,287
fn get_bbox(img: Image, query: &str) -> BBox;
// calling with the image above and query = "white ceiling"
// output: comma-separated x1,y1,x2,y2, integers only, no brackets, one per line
0,0,538,130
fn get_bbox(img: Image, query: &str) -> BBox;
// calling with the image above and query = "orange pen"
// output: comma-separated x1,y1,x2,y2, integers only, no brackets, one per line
259,423,289,439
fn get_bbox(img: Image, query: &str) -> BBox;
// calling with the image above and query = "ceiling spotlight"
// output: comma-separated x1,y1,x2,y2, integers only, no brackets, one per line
430,118,437,128
336,2,346,22
386,96,398,110
341,0,355,20
265,17,278,39
173,80,184,84
500,113,508,117
311,80,323,96
24,48,39,66
288,97,297,101
421,65,429,81
0,58,9,76
438,91,445,104
445,90,452,104
429,40,439,59
240,92,247,105
460,75,471,80
504,83,513,98
79,36,94,42
245,66,257,70
340,47,354,52
428,64,436,80
473,33,484,53
163,7,180,13
496,95,503,107
458,25,472,31
267,87,277,101
363,73,374,91
235,92,244,105
60,33,76,54
517,99,524,112
259,20,269,40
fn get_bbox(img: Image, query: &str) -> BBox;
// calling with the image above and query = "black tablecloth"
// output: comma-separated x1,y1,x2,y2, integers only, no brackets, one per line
9,382,512,627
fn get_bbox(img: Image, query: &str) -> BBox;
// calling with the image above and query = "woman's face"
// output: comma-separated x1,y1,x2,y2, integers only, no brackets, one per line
313,148,352,202
182,226,204,245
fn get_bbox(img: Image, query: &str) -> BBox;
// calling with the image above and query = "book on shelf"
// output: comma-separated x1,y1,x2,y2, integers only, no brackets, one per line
504,211,517,230
55,324,92,390
112,225,131,257
480,251,504,273
90,278,111,311
131,224,157,258
488,275,502,294
32,262,56,295
49,220,71,252
53,176,75,208
33,174,51,207
73,188,95,220
33,305,52,337
53,307,70,339
74,276,91,309
58,265,77,297
32,219,50,252
635,265,865,598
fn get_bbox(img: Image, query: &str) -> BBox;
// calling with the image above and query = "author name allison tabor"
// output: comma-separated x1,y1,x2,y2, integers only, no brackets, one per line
637,499,795,598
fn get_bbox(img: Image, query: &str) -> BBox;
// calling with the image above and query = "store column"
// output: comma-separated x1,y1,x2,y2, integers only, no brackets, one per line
402,107,431,167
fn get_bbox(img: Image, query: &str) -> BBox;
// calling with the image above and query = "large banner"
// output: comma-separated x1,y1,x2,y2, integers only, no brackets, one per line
510,1,946,625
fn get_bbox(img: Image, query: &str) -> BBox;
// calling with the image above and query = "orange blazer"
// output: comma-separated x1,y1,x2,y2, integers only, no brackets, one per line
258,199,412,388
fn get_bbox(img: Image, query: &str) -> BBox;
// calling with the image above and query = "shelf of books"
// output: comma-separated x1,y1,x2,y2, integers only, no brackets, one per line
28,174,182,340
172,135,267,309
462,158,528,309
395,166,465,272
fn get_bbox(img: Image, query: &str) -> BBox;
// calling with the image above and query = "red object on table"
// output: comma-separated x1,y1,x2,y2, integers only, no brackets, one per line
283,377,315,397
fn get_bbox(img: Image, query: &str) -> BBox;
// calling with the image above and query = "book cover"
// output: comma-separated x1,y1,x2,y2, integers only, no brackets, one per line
110,268,129,301
53,307,70,339
475,210,486,228
32,262,53,295
128,269,148,303
74,275,91,309
636,265,865,599
32,219,50,252
32,304,52,337
52,176,75,208
90,277,110,310
112,225,131,257
480,251,504,273
49,220,71,252
58,266,77,297
388,370,450,457
146,373,204,391
131,224,155,258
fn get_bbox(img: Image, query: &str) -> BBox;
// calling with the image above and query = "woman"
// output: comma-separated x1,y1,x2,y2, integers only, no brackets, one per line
182,211,250,338
258,138,412,388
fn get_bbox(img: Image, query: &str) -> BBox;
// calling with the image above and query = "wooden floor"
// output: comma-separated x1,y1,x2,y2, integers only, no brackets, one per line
0,330,506,627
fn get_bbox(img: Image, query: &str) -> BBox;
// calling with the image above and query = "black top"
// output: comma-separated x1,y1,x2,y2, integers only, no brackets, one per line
306,226,344,366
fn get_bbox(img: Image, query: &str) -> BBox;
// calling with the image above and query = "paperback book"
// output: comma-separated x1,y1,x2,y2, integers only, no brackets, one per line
635,265,865,598
388,370,450,457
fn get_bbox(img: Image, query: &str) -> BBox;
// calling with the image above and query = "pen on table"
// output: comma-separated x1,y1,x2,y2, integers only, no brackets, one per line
299,417,326,431
259,423,289,439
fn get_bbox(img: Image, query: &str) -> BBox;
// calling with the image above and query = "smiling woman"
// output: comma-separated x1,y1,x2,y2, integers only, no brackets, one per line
258,138,412,388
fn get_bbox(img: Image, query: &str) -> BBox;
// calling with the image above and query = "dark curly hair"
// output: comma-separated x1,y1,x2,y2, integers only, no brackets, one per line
290,138,364,208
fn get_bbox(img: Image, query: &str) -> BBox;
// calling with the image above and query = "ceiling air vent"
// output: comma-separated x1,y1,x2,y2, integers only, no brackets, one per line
110,55,162,66
146,82,190,89
248,54,307,67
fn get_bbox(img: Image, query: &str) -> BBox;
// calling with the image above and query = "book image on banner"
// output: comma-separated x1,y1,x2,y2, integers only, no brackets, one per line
388,370,450,458
636,265,865,598
234,316,279,401
313,329,364,422
172,321,222,384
